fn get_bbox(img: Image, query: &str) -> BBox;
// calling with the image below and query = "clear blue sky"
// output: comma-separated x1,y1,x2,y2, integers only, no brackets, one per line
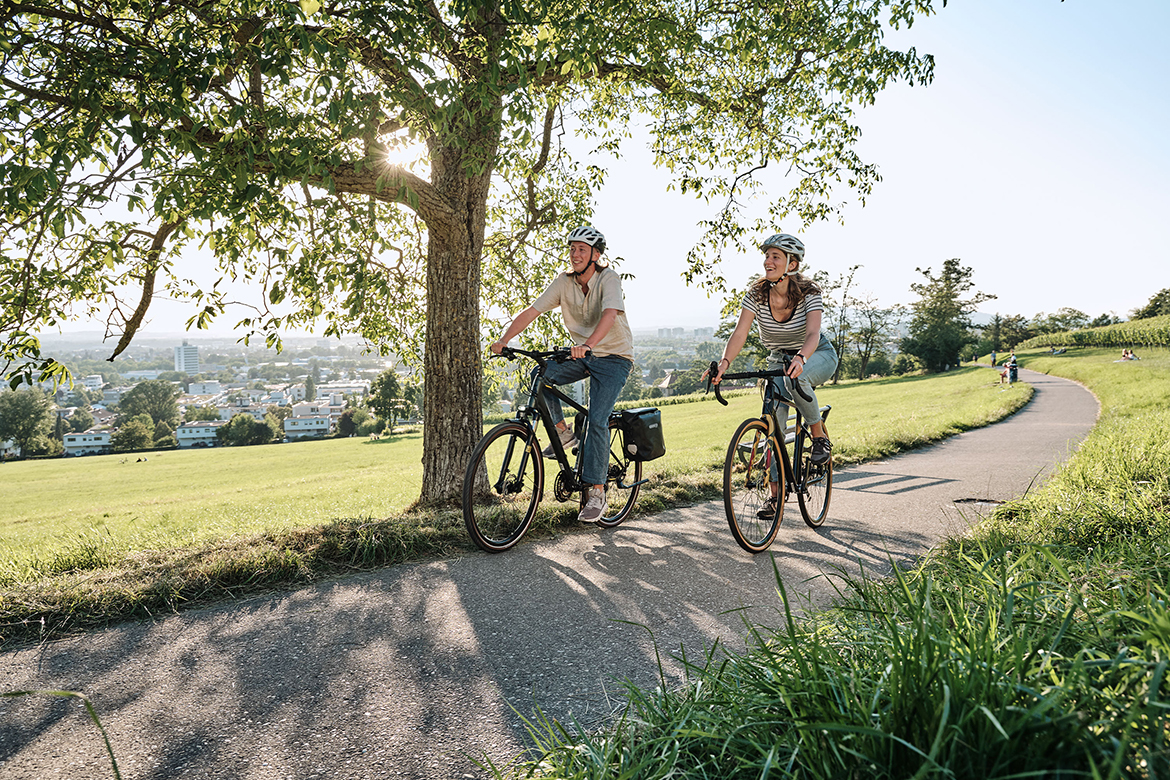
54,0,1168,339
611,0,1170,329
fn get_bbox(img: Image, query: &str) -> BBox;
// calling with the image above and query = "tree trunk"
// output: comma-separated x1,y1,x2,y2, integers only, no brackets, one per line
419,144,497,504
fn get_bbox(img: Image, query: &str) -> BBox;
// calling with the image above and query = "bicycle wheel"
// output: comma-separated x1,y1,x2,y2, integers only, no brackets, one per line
724,418,785,553
463,423,544,552
796,429,832,528
594,420,642,528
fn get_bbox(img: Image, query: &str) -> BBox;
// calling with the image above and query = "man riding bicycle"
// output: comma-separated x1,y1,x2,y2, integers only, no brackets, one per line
490,226,635,523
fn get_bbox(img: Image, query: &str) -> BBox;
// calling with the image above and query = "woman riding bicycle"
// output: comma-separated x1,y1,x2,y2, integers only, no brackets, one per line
707,233,838,509
489,226,634,524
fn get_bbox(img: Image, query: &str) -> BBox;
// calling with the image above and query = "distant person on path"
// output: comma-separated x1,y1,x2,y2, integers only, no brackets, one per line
991,349,997,366
705,233,839,516
490,226,634,524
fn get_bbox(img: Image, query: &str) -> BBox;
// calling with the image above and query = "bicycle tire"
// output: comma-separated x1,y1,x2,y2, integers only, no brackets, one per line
592,420,643,528
795,428,832,528
723,418,785,553
463,422,544,552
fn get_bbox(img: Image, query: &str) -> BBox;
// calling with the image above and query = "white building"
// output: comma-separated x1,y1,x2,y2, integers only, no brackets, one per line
103,387,124,405
218,405,268,422
291,401,331,417
188,381,222,395
174,341,200,374
175,420,229,448
81,374,104,391
62,431,112,457
284,415,331,440
318,381,369,398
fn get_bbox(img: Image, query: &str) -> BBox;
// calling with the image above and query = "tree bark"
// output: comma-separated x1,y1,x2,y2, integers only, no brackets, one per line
419,138,499,504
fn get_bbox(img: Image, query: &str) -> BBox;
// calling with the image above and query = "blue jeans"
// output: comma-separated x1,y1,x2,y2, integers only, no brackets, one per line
536,354,633,486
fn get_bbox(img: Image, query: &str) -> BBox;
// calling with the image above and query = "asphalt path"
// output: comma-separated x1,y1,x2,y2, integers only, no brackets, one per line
0,368,1098,780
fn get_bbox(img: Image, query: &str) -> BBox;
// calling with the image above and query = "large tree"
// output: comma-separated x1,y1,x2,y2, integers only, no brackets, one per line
110,418,152,452
0,387,54,455
2,0,942,500
116,380,181,427
1132,288,1170,320
848,294,902,379
900,259,993,373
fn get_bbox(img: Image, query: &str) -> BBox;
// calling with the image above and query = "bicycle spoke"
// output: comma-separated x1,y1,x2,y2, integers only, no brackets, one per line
594,423,642,528
796,431,832,528
724,418,784,552
463,424,543,552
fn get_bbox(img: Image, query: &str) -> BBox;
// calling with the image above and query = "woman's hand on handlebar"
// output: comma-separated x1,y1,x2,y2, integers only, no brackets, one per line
785,354,805,379
702,358,729,385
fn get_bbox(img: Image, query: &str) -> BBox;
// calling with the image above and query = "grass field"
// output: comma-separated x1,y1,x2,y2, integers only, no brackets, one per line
1,367,1025,573
1,431,426,569
0,365,1031,645
502,347,1170,779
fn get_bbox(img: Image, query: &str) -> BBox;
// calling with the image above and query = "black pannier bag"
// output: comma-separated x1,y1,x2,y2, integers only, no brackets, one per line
616,407,666,461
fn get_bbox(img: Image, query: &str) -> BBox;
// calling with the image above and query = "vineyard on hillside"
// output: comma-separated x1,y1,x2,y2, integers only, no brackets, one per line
1019,314,1170,349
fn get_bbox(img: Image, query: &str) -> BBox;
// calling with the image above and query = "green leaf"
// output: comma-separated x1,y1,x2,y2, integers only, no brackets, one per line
300,0,321,17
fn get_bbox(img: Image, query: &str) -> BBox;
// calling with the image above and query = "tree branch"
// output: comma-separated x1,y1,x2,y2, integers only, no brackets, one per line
106,219,184,361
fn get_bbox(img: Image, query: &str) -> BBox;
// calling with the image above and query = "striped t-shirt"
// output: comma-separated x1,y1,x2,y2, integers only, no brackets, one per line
741,288,824,352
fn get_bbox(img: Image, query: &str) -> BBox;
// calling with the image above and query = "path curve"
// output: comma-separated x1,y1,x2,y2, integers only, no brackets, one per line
0,369,1098,780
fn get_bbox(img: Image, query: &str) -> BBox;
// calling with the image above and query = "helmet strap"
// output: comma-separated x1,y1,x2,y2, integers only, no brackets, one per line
568,257,596,279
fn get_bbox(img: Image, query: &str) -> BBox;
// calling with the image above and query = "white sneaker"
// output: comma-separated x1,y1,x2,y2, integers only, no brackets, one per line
578,486,606,524
541,427,579,458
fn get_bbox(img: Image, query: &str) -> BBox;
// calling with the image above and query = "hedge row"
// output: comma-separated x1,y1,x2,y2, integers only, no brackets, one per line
483,386,756,426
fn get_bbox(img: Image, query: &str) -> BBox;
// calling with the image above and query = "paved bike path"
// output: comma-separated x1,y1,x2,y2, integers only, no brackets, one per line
0,369,1098,780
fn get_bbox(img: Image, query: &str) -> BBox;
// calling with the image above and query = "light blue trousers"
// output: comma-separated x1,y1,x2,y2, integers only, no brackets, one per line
768,332,838,428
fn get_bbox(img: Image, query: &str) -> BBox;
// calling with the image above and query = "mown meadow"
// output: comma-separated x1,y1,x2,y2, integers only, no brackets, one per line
0,366,1029,645
498,347,1170,780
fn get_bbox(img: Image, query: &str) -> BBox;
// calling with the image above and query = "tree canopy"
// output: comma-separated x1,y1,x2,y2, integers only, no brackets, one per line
217,412,280,446
1132,288,1170,320
110,418,152,452
116,380,181,427
900,259,993,373
0,387,54,455
2,0,943,498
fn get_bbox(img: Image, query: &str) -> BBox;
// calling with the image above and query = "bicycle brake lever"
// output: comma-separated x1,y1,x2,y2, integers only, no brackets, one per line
789,376,814,402
705,361,729,406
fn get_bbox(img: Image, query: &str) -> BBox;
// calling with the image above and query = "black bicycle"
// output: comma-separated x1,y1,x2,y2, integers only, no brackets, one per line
462,347,647,553
707,357,834,553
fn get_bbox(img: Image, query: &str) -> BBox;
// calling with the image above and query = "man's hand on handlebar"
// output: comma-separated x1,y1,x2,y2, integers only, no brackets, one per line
569,345,591,359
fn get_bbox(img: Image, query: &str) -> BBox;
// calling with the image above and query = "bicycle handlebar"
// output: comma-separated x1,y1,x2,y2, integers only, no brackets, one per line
493,345,589,367
704,359,814,406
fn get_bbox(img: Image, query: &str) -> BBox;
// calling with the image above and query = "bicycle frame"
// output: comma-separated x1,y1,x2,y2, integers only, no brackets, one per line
710,360,831,497
499,348,592,494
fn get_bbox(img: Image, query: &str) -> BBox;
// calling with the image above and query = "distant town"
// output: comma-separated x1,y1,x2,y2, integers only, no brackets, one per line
2,326,729,459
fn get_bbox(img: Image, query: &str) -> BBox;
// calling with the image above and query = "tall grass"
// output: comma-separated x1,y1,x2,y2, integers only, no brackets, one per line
499,348,1170,779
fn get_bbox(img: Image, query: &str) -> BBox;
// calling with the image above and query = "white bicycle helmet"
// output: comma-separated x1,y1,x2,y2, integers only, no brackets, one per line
566,225,606,255
760,233,805,260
